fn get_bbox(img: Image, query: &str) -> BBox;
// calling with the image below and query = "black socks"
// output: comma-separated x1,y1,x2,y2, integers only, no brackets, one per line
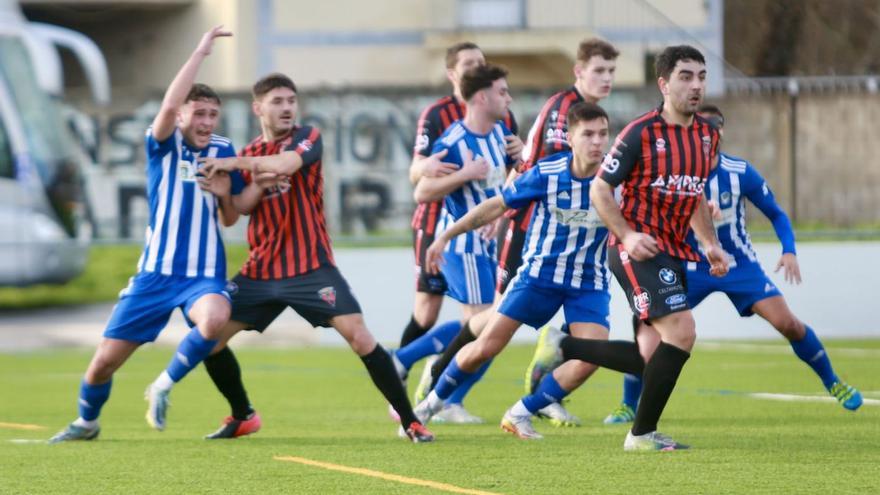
559,337,645,376
631,342,690,435
400,315,429,348
361,344,418,426
203,347,254,420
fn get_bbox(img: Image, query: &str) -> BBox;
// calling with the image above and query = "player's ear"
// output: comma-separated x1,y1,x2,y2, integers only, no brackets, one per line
445,68,457,87
657,76,669,96
573,62,582,80
251,99,261,117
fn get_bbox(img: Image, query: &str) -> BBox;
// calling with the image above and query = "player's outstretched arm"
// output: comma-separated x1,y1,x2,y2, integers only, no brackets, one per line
151,25,232,142
690,197,729,277
425,196,509,274
231,171,287,215
199,151,304,179
197,173,239,226
414,150,489,203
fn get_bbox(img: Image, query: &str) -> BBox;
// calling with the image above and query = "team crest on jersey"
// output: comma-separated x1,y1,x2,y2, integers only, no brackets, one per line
414,131,429,152
720,191,732,205
632,288,651,314
658,268,678,285
298,139,314,153
178,160,197,182
655,138,666,152
702,136,712,156
318,286,337,307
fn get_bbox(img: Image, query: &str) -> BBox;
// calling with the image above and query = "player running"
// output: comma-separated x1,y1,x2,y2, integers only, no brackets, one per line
602,104,863,424
413,102,614,440
49,26,239,443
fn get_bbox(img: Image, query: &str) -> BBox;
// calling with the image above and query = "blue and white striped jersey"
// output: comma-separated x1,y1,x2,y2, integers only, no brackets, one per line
432,120,516,256
136,127,239,279
686,152,796,269
502,152,611,291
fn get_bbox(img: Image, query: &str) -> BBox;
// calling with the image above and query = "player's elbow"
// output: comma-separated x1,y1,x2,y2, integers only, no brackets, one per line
413,185,436,203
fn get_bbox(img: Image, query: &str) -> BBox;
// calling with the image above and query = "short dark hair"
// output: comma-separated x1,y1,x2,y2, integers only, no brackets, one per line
654,45,706,80
460,64,508,101
185,83,221,105
577,38,619,63
445,41,481,69
698,103,725,128
252,73,297,100
567,101,609,129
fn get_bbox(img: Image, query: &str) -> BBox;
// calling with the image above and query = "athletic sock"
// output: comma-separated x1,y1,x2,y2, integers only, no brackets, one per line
204,347,254,420
430,321,477,390
434,359,476,401
395,320,461,370
78,379,112,422
631,342,690,436
447,358,491,405
559,337,645,375
360,344,418,426
399,315,429,348
622,373,643,410
789,326,839,389
165,327,218,383
521,373,569,414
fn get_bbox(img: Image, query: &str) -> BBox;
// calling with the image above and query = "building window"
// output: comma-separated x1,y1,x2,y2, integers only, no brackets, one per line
457,0,525,29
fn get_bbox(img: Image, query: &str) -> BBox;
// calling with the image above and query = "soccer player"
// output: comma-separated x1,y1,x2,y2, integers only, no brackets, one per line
601,104,863,424
48,26,238,443
534,45,729,451
187,73,434,442
395,42,521,424
415,39,620,427
413,102,614,440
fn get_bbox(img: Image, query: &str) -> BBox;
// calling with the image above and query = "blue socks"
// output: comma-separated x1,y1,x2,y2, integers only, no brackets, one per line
395,320,461,370
790,326,838,389
447,359,491,405
78,379,112,421
166,327,218,382
522,374,569,414
622,373,643,410
434,359,476,401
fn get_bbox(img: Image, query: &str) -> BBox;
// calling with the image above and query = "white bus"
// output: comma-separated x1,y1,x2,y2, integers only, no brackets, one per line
0,0,108,286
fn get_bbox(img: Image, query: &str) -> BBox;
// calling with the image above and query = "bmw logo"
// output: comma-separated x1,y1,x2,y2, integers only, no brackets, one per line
659,268,677,285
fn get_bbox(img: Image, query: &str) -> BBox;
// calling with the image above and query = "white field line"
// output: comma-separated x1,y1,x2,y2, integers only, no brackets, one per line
275,455,504,495
747,393,880,406
696,342,880,358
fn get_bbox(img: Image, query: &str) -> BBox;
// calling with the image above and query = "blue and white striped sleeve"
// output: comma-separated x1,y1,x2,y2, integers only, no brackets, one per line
743,164,796,255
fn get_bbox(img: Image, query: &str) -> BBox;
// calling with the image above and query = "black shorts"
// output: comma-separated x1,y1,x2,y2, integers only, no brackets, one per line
228,265,362,331
495,208,529,294
607,244,689,322
413,227,447,295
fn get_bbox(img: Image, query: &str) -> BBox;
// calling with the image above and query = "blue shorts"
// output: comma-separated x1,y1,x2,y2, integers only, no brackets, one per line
686,261,782,316
103,271,231,343
498,276,611,329
442,251,496,305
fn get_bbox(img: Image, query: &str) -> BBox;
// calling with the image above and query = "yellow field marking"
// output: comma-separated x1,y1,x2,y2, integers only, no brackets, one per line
0,422,46,431
274,455,503,495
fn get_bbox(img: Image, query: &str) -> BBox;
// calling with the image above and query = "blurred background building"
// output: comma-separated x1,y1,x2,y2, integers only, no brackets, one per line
13,0,880,242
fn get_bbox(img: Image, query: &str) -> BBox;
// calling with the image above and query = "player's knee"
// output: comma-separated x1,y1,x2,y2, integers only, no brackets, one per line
197,309,231,339
774,316,803,340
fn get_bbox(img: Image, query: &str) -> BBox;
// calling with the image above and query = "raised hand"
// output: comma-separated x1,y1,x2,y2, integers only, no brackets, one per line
197,156,235,178
197,172,231,197
196,25,233,56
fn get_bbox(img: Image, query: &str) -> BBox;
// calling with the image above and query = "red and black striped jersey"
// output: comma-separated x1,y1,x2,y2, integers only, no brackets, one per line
507,86,583,231
598,105,720,261
410,95,518,236
238,126,335,280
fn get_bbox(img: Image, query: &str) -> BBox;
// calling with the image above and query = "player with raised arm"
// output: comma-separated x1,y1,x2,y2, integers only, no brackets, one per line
601,104,863,425
49,27,238,443
187,73,433,442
